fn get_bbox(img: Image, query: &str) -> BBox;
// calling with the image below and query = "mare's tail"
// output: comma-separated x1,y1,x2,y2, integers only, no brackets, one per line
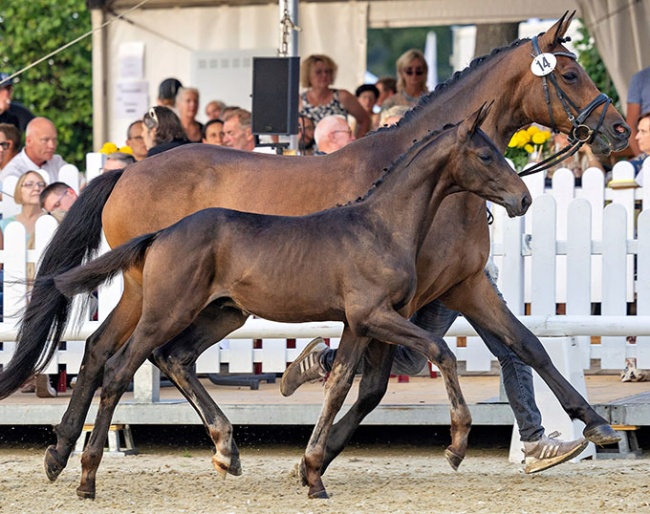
54,232,157,297
0,170,125,400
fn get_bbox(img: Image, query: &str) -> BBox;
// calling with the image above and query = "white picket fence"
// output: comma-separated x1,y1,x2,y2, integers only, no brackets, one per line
1,158,649,395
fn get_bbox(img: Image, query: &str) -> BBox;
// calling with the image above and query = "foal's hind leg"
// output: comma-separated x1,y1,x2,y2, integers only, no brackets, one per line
45,286,142,482
441,272,619,445
150,304,248,477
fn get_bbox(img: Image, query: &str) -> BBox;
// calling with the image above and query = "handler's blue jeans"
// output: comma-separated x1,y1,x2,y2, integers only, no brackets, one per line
322,271,544,442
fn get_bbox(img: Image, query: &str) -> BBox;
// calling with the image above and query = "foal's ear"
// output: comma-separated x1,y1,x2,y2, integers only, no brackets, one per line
458,101,493,142
539,10,575,48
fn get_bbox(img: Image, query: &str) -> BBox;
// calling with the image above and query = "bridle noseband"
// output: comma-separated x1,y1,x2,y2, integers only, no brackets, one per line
518,35,612,177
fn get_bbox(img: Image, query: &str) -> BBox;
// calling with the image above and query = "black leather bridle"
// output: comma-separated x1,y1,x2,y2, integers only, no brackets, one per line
518,35,612,177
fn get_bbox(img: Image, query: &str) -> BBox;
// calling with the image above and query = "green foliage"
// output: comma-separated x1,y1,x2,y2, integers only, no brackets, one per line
367,26,453,83
0,0,92,168
574,19,620,112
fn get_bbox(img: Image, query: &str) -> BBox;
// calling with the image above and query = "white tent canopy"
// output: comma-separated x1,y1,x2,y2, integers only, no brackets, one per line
90,0,649,147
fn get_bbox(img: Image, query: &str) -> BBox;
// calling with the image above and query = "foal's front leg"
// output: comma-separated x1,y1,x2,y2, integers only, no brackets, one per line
302,328,370,499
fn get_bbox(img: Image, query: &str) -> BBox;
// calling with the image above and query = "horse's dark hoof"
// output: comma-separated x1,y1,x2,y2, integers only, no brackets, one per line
444,448,464,471
228,456,242,477
584,424,621,446
76,487,96,500
308,489,330,500
44,446,66,482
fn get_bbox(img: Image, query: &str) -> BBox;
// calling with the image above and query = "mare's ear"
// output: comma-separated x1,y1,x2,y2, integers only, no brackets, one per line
538,10,575,49
458,101,493,142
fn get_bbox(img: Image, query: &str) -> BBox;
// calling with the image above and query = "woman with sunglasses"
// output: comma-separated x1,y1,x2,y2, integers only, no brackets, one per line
142,106,190,157
381,49,429,114
298,54,370,139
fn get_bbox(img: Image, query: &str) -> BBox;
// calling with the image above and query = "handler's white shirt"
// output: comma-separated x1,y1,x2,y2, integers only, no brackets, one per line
0,148,68,184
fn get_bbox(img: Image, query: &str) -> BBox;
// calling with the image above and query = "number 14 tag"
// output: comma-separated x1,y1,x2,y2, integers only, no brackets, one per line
531,53,557,77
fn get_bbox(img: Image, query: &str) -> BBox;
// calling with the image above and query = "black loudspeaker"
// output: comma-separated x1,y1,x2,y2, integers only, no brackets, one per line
252,57,300,135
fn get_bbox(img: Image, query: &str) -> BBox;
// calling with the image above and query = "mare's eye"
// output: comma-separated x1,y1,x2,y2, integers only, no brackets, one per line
562,71,578,83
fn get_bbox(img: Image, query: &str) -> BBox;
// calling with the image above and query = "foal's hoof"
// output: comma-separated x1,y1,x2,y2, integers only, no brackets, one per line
444,448,464,471
308,489,330,500
44,446,66,482
76,486,96,500
583,424,621,447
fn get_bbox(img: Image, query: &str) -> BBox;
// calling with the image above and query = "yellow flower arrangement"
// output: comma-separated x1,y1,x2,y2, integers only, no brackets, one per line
99,142,134,155
505,126,552,171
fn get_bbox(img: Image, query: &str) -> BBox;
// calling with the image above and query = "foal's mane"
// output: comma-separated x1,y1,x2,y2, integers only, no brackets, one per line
341,122,457,207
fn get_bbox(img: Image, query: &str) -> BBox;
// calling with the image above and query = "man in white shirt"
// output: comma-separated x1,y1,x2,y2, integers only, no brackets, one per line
0,117,68,183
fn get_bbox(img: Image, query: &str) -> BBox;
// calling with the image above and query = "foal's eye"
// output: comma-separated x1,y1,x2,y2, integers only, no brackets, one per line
478,152,492,164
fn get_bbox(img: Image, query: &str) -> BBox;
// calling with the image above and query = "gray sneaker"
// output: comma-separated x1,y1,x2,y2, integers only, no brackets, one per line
280,337,329,397
523,431,588,474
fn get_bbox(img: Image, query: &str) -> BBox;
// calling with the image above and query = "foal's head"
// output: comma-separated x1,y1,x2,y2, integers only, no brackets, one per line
435,103,532,217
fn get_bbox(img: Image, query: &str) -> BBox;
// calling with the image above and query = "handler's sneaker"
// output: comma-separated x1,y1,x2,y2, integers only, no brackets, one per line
523,431,588,474
280,337,329,397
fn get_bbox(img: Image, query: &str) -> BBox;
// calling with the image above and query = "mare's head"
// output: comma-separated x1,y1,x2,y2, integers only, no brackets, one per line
517,11,629,155
442,103,532,217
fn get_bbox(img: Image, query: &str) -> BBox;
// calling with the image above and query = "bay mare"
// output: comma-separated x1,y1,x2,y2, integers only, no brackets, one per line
50,107,532,499
0,12,630,494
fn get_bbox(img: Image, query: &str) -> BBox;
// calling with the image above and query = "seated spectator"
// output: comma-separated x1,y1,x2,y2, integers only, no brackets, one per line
0,72,20,130
0,170,46,240
125,120,147,161
103,151,136,172
201,119,224,146
0,117,69,183
205,100,226,121
382,49,429,111
176,87,203,142
379,105,410,127
355,83,380,131
0,122,20,171
375,76,397,109
297,114,316,155
222,108,256,151
314,114,354,155
630,111,650,185
143,106,190,157
40,181,78,222
157,78,182,108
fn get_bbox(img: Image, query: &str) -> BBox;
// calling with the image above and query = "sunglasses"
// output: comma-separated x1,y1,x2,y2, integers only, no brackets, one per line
144,107,159,129
404,67,425,76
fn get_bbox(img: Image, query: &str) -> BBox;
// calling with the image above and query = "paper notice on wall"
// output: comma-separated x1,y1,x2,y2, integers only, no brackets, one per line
115,80,149,120
119,42,145,79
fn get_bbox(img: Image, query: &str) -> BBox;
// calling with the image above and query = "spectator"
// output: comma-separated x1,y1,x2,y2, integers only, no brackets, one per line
379,105,410,127
103,151,136,172
314,114,354,154
157,77,183,108
299,54,370,139
355,83,380,131
630,111,650,185
40,181,78,222
0,123,20,170
201,118,224,146
375,76,397,108
0,117,69,184
382,49,429,111
222,108,255,151
176,87,203,142
125,120,147,161
143,106,190,157
7,101,35,132
205,100,226,121
0,72,20,130
297,114,316,155
626,66,650,156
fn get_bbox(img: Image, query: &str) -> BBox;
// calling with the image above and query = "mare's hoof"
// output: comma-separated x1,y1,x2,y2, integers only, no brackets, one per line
228,457,242,477
583,424,621,446
44,446,66,482
444,448,464,471
76,487,96,500
308,489,330,500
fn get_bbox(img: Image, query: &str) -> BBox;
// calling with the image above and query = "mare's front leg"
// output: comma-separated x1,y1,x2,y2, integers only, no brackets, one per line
150,304,248,477
441,271,620,446
45,283,142,482
302,328,370,499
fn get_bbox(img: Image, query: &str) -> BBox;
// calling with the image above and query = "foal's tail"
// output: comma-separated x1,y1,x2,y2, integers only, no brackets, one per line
54,232,158,298
0,170,125,400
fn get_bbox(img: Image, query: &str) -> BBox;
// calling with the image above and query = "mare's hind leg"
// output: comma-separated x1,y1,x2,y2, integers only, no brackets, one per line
302,328,370,499
441,271,619,445
45,283,142,482
350,304,471,470
318,340,395,477
150,303,248,477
